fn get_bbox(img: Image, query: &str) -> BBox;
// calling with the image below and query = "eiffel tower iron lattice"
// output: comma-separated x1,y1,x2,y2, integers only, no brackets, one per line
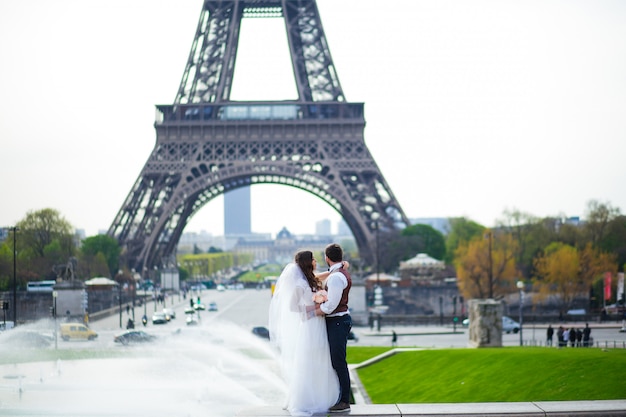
108,0,409,273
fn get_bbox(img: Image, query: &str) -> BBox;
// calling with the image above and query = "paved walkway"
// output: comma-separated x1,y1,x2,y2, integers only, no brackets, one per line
237,400,626,416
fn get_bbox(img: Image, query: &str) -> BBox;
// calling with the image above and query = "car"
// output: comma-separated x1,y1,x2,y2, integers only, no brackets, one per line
216,284,226,292
186,314,199,326
162,308,176,320
461,316,521,334
0,330,54,348
60,323,98,341
208,302,218,311
152,312,168,325
184,307,195,315
252,326,270,340
114,330,156,345
502,316,521,334
194,303,206,311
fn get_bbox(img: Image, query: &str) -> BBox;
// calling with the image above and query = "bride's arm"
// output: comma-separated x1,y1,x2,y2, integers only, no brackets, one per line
314,261,350,283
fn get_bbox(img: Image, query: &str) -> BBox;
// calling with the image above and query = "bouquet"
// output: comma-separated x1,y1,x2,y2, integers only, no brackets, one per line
312,289,328,304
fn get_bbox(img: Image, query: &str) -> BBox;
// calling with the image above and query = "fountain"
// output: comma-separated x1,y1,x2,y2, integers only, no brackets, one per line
0,320,286,417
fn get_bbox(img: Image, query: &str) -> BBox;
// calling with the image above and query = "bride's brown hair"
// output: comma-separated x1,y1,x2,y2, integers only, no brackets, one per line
295,250,320,292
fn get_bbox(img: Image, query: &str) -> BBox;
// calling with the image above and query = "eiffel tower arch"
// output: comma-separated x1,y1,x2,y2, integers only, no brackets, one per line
108,0,409,273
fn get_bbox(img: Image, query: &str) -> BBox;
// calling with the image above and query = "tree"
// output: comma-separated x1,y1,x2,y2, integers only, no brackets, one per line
15,208,76,280
533,242,617,314
80,234,121,278
17,208,74,258
584,200,620,246
77,251,110,279
444,217,485,264
454,231,519,300
0,242,13,291
400,224,446,260
597,215,626,271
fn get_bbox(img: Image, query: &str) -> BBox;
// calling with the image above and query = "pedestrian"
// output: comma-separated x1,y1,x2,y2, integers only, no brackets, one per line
569,328,577,347
557,326,564,348
563,328,570,347
391,330,398,347
575,328,583,347
582,323,592,347
546,324,554,347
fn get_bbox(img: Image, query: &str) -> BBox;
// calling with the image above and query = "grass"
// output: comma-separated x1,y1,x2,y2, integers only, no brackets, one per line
238,263,283,283
347,346,393,364
351,347,626,403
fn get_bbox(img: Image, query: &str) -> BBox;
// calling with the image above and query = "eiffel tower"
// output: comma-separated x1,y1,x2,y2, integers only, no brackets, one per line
109,0,409,273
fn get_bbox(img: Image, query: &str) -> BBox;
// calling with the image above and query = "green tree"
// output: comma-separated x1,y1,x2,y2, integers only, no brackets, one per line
0,242,13,291
596,215,626,270
80,234,121,277
401,224,446,260
444,217,485,264
77,251,110,279
584,200,620,246
15,208,76,280
17,208,74,258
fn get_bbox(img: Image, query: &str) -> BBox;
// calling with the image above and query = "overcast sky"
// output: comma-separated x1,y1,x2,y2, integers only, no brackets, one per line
1,0,625,238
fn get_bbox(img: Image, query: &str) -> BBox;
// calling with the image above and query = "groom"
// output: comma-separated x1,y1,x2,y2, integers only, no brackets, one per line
316,243,352,413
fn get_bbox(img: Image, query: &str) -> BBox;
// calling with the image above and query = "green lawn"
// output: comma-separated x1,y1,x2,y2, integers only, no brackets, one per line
238,263,283,283
351,347,626,403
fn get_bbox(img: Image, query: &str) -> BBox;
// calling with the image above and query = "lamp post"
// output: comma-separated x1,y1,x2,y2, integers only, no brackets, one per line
52,291,58,349
517,280,525,346
375,220,380,287
4,226,19,327
485,231,493,299
117,270,123,329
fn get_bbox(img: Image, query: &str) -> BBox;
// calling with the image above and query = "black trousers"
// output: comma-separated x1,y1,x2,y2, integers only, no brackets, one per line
326,314,352,404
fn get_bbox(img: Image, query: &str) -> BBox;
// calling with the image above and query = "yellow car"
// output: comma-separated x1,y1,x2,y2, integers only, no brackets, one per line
60,323,98,341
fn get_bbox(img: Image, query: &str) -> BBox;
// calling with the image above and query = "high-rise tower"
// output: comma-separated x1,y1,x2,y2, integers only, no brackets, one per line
224,187,251,236
108,0,409,272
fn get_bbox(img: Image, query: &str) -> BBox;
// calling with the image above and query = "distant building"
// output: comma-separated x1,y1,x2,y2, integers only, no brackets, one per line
315,219,331,237
224,187,251,236
337,219,351,237
233,227,332,265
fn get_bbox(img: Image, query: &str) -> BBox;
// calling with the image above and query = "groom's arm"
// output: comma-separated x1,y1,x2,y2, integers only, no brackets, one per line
316,274,345,315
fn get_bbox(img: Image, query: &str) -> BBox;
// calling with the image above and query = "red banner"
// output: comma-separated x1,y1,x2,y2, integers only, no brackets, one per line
604,272,612,301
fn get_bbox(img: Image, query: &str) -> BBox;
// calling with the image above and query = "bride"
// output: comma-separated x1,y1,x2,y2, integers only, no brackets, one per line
268,250,340,416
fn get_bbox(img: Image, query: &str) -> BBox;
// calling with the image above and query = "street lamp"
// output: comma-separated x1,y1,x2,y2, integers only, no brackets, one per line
117,270,123,329
485,231,493,299
517,280,525,346
3,226,19,327
52,291,58,349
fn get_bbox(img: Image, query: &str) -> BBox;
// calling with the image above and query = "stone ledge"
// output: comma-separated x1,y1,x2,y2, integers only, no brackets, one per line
236,400,626,417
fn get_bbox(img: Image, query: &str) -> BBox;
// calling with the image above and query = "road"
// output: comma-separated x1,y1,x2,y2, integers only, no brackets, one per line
93,288,625,349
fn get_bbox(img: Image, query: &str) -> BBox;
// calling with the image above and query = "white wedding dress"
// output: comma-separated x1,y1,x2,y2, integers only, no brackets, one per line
268,263,340,416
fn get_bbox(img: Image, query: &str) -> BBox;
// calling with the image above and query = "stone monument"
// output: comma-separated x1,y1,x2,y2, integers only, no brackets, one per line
468,299,503,348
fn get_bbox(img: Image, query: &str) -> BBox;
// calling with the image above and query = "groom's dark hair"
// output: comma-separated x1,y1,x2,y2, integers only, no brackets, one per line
325,243,343,263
